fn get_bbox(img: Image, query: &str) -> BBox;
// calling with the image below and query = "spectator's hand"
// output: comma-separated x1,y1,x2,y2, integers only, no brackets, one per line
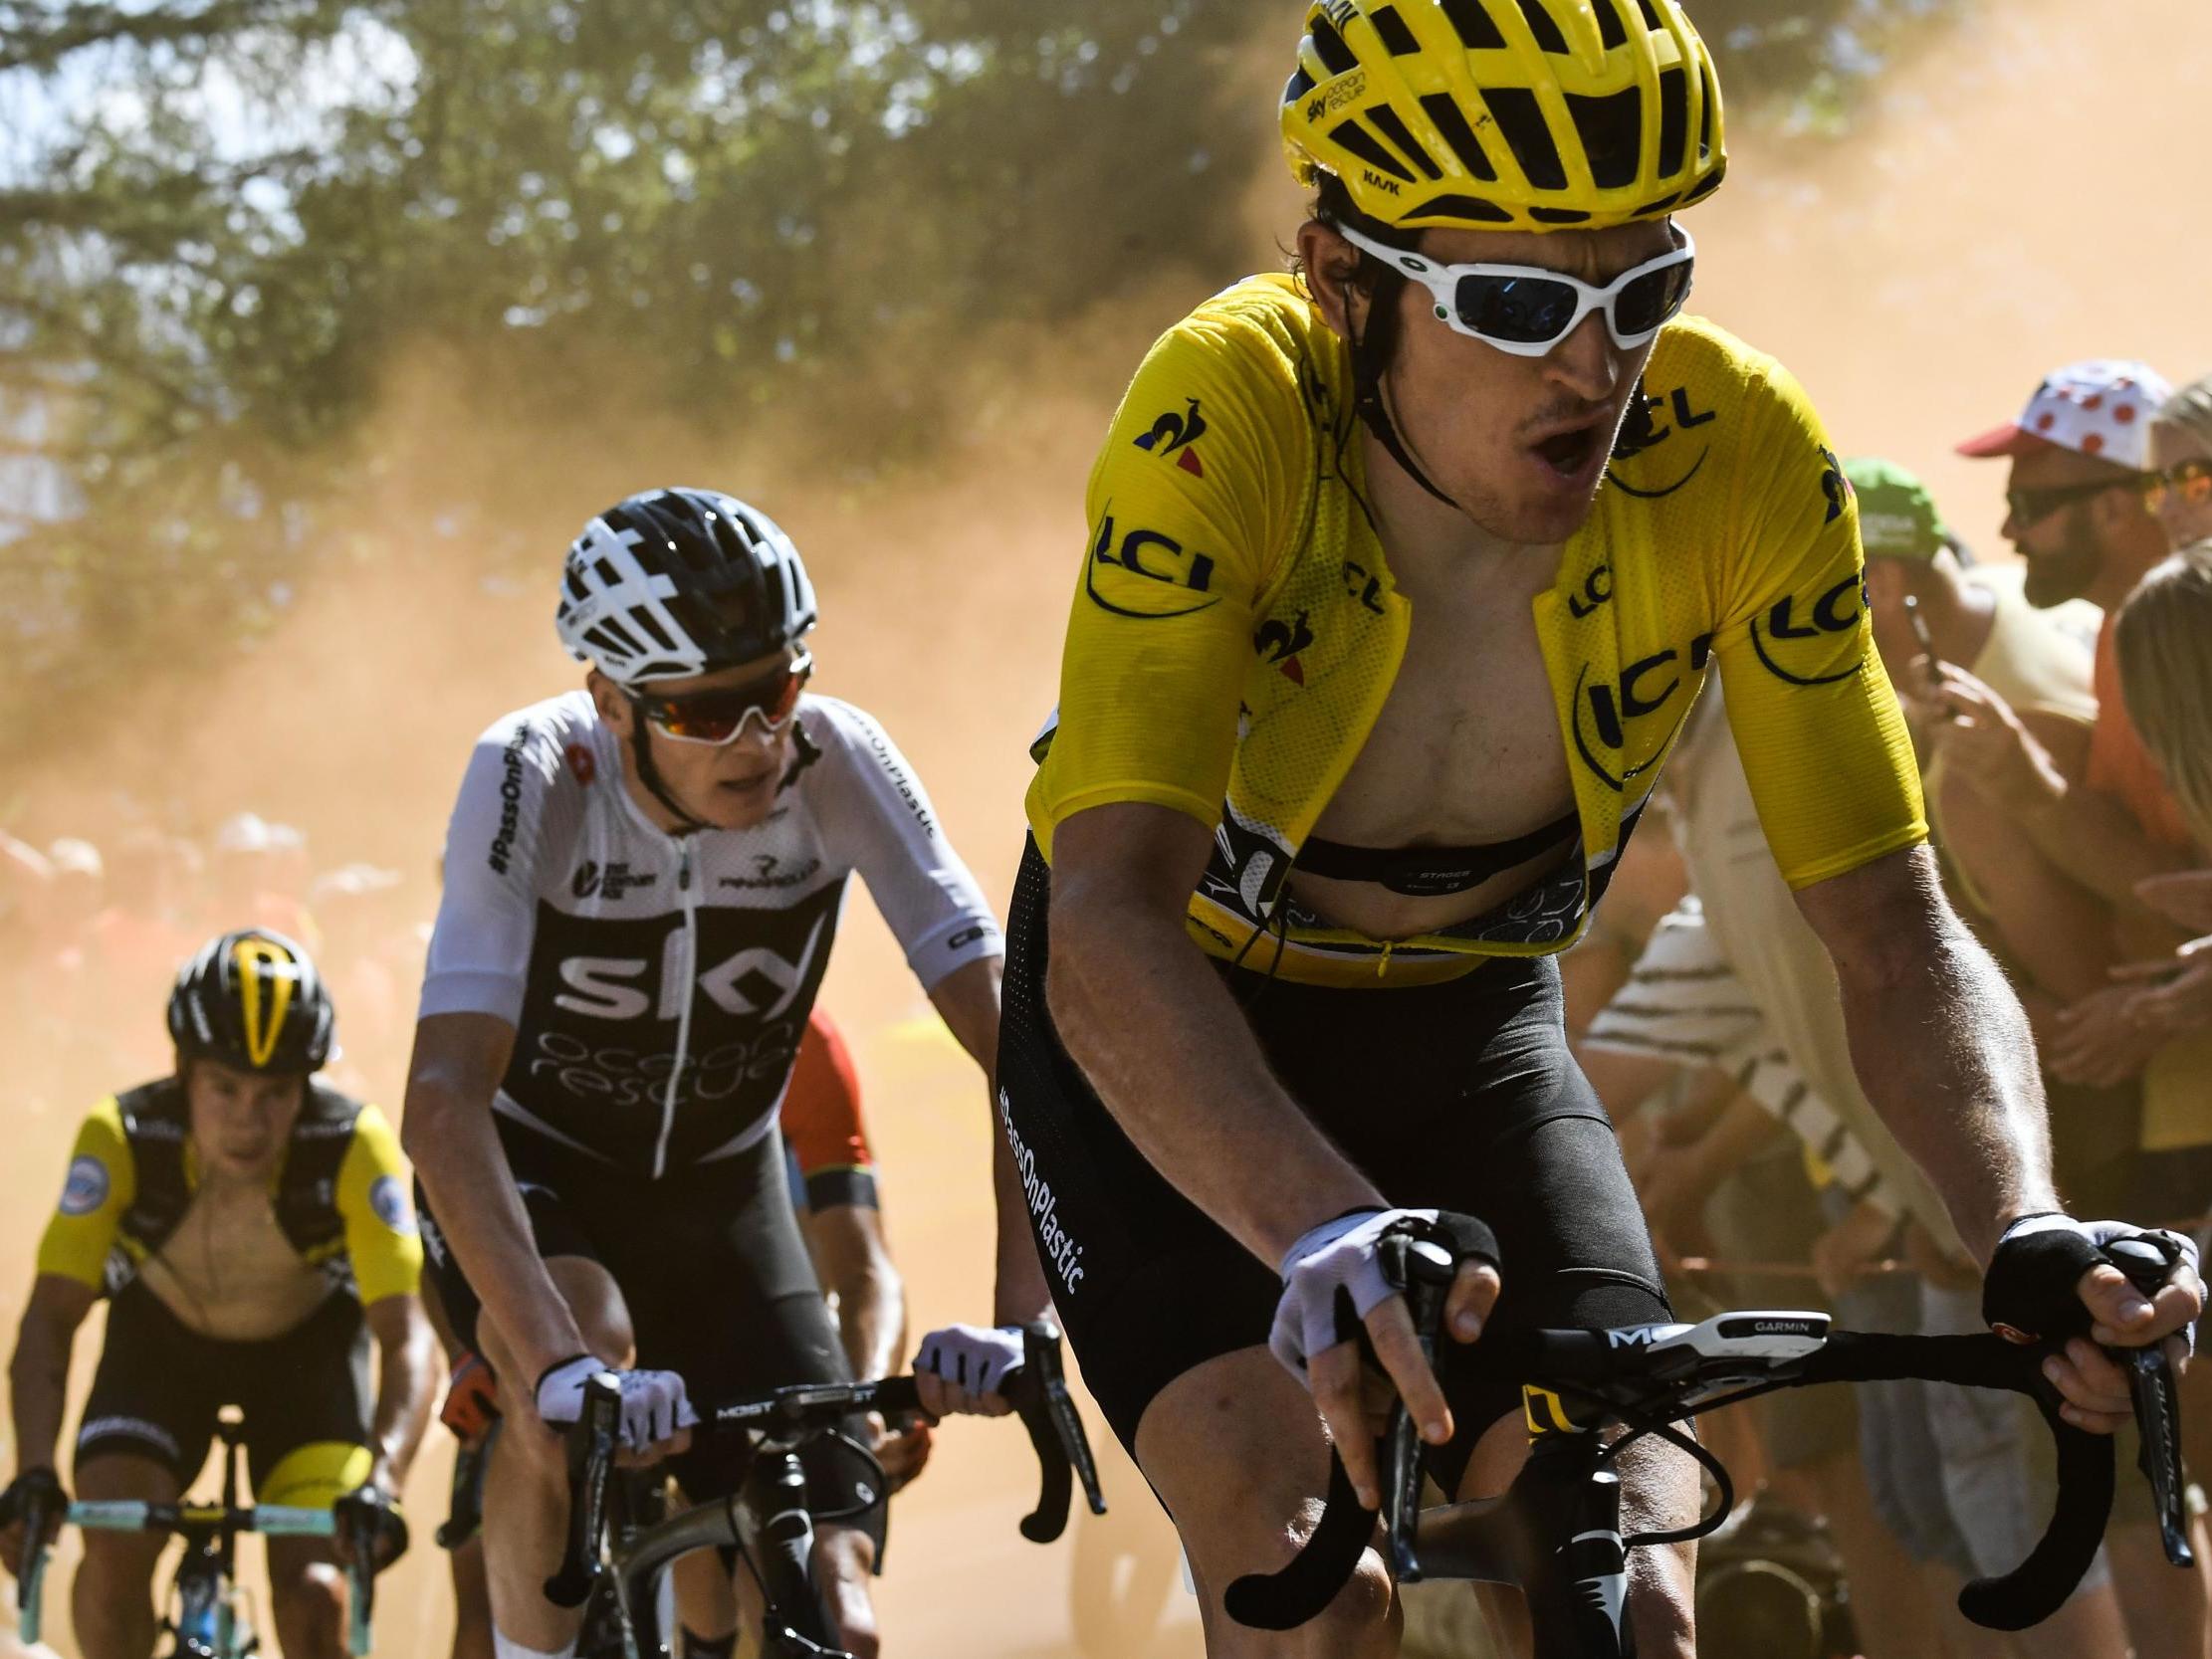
2138,871,2212,935
1927,664,2065,815
2108,943,2212,1043
2050,985,2167,1087
1810,1199,1896,1301
1631,1142,1712,1266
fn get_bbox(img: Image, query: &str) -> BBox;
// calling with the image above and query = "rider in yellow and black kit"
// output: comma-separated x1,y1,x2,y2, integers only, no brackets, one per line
2,930,435,1659
984,5,2205,1655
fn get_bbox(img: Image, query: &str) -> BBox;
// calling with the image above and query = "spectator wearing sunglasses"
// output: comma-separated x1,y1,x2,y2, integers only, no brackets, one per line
2150,377,2212,550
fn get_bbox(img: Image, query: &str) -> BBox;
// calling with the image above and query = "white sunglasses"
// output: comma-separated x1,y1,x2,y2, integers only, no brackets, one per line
1336,223,1696,358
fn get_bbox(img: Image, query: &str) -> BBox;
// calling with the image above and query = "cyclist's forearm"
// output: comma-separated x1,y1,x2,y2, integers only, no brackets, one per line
402,1083,586,1382
1814,856,2059,1262
7,1308,74,1476
993,1129,1052,1326
836,1256,904,1380
363,1298,437,1487
1048,898,1379,1267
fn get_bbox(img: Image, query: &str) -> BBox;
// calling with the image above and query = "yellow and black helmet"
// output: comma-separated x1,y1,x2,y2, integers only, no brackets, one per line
168,929,335,1075
1281,0,1726,233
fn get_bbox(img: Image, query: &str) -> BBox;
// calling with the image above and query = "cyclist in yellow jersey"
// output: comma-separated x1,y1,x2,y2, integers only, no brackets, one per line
1,931,435,1659
975,5,2204,1655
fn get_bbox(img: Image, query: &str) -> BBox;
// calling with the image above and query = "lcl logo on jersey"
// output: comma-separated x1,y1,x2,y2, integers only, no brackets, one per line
553,913,831,1024
1750,572,1868,688
1570,635,1714,792
1606,384,1718,499
1084,507,1221,620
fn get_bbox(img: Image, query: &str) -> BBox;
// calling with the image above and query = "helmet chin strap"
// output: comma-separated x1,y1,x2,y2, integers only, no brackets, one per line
625,713,711,837
1343,278,1458,512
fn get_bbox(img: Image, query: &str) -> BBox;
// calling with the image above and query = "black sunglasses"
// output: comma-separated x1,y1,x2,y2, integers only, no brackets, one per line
2006,473,2160,528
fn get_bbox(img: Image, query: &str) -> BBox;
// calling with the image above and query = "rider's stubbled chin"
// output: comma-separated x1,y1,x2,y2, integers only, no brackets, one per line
4,2,2210,1651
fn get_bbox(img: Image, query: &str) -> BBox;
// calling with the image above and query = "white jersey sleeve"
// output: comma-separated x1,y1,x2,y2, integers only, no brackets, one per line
805,698,1004,990
419,696,593,1026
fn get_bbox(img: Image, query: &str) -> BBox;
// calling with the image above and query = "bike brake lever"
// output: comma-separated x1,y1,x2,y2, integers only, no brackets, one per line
2106,1238,2194,1569
544,1372,622,1608
1003,1323,1107,1544
1382,1235,1456,1583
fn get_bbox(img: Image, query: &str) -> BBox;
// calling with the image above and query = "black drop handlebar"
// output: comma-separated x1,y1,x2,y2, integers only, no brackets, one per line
545,1322,1106,1608
1226,1223,2190,1637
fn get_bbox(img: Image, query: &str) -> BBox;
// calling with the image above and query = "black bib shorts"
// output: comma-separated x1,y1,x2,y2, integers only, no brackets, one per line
997,839,1672,1493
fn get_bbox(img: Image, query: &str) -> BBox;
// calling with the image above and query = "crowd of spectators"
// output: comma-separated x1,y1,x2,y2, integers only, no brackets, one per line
0,811,428,1118
1542,361,2212,1659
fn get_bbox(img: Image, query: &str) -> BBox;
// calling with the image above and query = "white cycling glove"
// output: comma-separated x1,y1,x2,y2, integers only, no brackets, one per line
1268,1207,1439,1385
534,1355,699,1450
916,1325,1025,1400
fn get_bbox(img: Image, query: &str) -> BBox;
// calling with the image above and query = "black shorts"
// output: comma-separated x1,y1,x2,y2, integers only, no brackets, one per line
997,839,1671,1493
418,1124,869,1516
77,1284,371,1500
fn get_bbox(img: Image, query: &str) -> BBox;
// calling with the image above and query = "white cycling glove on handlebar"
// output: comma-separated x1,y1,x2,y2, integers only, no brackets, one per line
1268,1207,1439,1385
534,1355,699,1450
916,1325,1025,1399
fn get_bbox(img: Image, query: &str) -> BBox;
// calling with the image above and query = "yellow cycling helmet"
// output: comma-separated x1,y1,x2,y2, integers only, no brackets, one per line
1281,0,1726,234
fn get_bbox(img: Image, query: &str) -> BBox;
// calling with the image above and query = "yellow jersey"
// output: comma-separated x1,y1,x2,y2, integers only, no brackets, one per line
1026,274,1925,987
37,1083,423,1309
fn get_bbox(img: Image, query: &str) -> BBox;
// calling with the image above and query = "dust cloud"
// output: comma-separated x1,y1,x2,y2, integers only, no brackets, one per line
5,0,2211,1654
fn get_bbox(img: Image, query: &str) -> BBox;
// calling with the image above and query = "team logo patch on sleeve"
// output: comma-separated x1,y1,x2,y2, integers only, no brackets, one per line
60,1155,110,1216
368,1174,413,1232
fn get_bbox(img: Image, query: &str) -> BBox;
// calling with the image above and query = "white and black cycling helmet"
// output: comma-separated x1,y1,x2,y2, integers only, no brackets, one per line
168,928,335,1075
555,488,817,688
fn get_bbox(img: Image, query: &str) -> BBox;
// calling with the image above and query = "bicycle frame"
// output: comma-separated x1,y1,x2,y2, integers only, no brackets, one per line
16,1413,375,1658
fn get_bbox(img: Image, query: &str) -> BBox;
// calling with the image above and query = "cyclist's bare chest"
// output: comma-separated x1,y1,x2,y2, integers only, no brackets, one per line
1300,553,1575,937
142,1181,328,1343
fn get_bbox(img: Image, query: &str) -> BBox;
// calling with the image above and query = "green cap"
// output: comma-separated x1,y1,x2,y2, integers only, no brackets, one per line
1845,457,1950,562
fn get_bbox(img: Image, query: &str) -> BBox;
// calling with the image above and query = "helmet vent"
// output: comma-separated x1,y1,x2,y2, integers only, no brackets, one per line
1482,86,1567,190
1594,0,1629,49
1420,93,1500,181
1514,0,1569,54
1439,0,1507,51
1311,15,1360,75
1412,193,1514,224
1634,0,1661,27
593,556,620,587
1328,118,1418,183
1568,88,1644,189
1285,65,1317,104
1696,61,1717,157
1656,65,1688,175
1369,4,1422,54
1368,104,1442,179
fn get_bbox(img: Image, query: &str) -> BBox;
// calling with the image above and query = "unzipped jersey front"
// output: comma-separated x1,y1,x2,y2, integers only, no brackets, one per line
420,691,1002,1178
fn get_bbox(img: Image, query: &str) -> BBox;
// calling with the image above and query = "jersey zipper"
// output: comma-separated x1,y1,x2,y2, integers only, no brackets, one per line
652,839,699,1181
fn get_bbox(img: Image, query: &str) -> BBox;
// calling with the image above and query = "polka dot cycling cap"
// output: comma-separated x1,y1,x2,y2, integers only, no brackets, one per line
1957,360,2173,469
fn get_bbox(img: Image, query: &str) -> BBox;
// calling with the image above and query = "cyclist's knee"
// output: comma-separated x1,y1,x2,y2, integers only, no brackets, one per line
547,1256,636,1366
271,1555,347,1633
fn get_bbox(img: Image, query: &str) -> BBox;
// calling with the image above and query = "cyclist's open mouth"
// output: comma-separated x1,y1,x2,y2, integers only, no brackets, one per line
1525,418,1609,491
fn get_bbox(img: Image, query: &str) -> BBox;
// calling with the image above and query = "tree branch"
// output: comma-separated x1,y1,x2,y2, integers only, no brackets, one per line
0,0,317,77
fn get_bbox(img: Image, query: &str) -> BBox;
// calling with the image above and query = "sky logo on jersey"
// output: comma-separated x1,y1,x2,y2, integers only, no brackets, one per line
1084,509,1221,620
1133,399,1208,478
60,1154,109,1216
